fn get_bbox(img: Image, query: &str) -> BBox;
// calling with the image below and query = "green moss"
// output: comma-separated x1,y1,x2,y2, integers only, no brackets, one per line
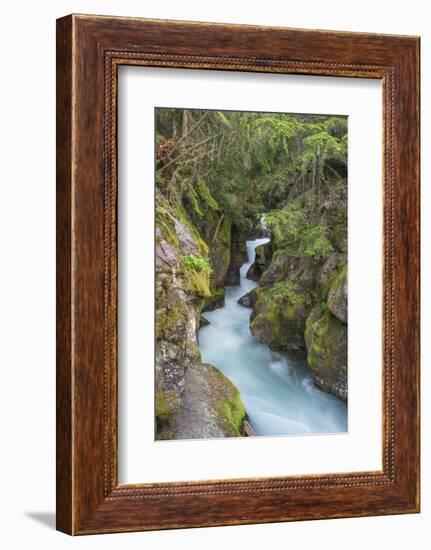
182,266,211,298
196,178,219,211
304,306,347,384
188,186,204,217
199,316,210,327
267,280,305,305
176,204,209,256
192,271,211,297
218,216,231,246
323,263,347,322
155,388,171,422
155,300,187,339
251,284,310,350
216,387,246,436
207,216,231,288
203,287,225,311
255,242,272,271
182,254,213,298
330,221,347,248
155,205,180,249
155,388,181,437
196,235,209,257
155,169,165,186
305,308,330,359
328,263,347,294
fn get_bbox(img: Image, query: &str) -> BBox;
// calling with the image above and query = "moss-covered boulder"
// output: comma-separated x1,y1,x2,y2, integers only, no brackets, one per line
255,241,273,272
246,241,273,281
259,250,292,285
304,307,347,400
259,250,316,288
251,282,312,351
327,264,348,323
203,287,225,312
237,288,258,308
157,363,246,440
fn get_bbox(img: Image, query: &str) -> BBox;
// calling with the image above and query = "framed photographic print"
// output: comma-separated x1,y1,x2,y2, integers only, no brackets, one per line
56,14,420,535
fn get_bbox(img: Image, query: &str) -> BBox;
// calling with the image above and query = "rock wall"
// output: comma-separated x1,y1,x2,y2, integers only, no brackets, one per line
249,184,348,400
225,226,247,286
155,193,246,439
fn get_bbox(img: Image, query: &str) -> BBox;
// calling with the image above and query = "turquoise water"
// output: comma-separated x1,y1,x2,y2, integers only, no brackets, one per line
198,238,347,437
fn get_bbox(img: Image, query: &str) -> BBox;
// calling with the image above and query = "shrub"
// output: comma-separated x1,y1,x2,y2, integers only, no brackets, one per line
183,254,213,277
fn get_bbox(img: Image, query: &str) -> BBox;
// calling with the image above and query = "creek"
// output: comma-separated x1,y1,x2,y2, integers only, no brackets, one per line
198,238,347,436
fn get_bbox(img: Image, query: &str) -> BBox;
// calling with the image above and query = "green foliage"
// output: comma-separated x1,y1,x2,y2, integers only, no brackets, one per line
196,178,219,211
156,131,166,143
320,300,330,313
265,200,334,261
256,166,292,208
326,116,348,139
298,119,347,178
268,281,305,305
183,254,213,276
265,200,307,248
244,115,300,176
156,107,346,293
299,225,334,259
182,254,213,297
155,169,165,186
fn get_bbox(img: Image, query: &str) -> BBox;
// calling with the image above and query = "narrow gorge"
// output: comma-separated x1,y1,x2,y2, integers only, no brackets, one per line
155,108,348,440
199,236,346,436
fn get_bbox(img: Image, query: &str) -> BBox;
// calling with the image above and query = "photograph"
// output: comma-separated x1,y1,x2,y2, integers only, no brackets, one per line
155,107,348,440
0,0,424,544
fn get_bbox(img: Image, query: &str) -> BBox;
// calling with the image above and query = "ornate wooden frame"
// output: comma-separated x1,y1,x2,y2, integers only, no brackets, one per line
56,14,420,535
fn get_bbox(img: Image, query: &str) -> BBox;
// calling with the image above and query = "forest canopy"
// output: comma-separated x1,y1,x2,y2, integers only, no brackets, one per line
156,108,347,240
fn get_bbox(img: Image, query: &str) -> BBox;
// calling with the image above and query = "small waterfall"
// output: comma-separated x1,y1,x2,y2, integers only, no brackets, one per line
198,238,347,437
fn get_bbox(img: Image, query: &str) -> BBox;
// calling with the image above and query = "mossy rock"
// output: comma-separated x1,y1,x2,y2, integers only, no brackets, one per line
327,263,347,323
304,306,347,400
155,388,181,438
237,288,257,308
255,241,273,272
260,250,316,289
208,216,232,288
247,241,273,282
181,262,212,298
155,299,188,341
157,363,246,440
259,250,292,285
199,316,210,328
203,287,225,312
225,234,247,285
250,282,311,351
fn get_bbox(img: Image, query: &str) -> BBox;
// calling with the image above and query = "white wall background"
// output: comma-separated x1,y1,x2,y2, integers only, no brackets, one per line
0,0,427,548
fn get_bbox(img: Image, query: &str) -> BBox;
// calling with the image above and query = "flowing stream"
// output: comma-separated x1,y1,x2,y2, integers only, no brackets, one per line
198,238,347,436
